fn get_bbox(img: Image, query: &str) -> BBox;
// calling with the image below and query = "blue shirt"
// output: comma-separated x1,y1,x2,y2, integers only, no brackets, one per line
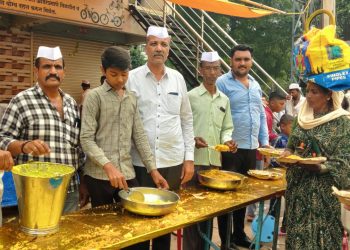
271,133,289,167
216,71,269,149
273,133,289,149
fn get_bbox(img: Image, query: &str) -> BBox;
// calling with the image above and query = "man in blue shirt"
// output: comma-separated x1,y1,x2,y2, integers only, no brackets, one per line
216,44,269,249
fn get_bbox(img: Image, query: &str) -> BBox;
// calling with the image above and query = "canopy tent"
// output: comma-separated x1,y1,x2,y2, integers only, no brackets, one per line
167,0,276,18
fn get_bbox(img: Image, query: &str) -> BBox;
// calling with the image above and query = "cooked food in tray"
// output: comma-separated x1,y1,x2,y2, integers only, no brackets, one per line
277,155,327,164
200,169,241,181
197,169,246,190
276,155,303,163
247,170,283,180
257,147,284,157
298,156,327,164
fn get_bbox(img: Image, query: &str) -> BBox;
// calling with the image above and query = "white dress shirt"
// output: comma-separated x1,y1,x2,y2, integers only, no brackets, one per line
285,96,306,117
127,64,194,168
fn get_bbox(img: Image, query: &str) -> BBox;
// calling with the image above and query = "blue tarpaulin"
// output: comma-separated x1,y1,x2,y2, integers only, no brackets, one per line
1,172,17,207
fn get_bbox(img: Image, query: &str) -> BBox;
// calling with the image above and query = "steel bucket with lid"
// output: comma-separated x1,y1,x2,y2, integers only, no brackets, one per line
12,162,75,235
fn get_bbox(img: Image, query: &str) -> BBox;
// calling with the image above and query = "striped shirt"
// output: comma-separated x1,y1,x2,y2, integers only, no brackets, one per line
80,83,156,180
0,84,83,193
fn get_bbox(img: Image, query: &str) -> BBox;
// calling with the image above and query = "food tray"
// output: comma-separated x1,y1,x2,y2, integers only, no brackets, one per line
257,148,284,157
197,169,247,190
247,170,283,180
298,157,327,164
276,155,303,164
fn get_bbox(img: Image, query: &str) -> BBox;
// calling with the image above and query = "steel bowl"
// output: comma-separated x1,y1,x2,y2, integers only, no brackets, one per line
197,169,248,190
118,187,179,216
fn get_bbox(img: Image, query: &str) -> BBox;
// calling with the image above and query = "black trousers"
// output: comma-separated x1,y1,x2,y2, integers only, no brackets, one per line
84,175,149,250
217,149,257,244
134,164,183,250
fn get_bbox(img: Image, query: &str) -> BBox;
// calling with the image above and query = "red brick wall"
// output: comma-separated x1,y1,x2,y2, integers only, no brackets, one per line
0,29,32,103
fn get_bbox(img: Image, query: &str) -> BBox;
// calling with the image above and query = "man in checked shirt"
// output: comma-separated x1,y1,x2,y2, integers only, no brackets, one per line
0,46,88,213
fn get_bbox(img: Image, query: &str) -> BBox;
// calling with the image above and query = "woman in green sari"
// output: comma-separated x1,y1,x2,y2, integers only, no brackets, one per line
282,81,350,249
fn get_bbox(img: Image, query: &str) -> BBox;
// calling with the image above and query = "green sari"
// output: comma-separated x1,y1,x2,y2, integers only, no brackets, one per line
285,114,350,250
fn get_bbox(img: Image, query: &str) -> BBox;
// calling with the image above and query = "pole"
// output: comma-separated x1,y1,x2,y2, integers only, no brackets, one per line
322,0,336,26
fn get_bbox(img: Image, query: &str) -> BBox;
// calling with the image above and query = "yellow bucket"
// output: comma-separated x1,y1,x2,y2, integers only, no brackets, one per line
12,162,75,235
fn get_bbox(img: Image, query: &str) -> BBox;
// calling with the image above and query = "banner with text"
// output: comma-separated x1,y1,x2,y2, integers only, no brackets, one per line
0,0,126,29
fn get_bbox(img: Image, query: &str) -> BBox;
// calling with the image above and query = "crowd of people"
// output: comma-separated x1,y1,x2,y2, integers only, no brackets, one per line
0,25,350,250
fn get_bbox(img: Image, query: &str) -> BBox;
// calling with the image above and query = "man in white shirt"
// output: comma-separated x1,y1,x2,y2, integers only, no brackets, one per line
127,25,195,250
285,83,305,117
0,150,14,226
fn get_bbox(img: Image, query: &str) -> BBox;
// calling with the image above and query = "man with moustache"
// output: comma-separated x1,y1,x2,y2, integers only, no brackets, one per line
127,26,194,250
183,51,237,250
0,46,88,213
216,44,269,249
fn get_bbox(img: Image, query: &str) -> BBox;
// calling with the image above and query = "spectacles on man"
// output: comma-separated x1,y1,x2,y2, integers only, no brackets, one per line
202,66,221,71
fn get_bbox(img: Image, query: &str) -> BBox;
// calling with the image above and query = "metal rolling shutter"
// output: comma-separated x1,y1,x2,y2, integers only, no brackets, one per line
33,33,111,102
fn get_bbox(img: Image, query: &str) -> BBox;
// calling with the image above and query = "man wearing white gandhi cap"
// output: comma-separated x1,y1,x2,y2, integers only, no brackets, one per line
0,46,88,214
183,52,237,250
146,25,170,38
285,82,305,117
127,26,195,249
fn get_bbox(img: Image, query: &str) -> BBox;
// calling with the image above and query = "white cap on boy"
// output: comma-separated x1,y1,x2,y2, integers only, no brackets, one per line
36,46,62,60
201,51,220,62
147,26,169,39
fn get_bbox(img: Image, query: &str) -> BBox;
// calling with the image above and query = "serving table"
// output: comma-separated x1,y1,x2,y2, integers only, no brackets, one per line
0,172,286,250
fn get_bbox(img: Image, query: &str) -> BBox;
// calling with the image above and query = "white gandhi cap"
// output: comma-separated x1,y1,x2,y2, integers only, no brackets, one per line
201,51,220,62
147,26,169,39
289,83,301,90
36,46,62,60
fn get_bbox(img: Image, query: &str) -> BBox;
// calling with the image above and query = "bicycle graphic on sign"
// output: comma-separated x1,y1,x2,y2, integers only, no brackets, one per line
80,4,100,23
100,8,124,27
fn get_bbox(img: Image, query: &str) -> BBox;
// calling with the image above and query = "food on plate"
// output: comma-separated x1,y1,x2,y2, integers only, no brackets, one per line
257,147,284,157
298,156,327,164
277,155,303,163
214,144,231,152
248,170,283,180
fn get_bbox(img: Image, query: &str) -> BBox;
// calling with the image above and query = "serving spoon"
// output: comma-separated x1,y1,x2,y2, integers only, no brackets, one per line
127,188,145,202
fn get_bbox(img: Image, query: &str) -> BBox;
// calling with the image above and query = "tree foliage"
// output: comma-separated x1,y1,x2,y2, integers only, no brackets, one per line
208,0,293,91
208,0,350,91
130,45,146,69
336,0,350,40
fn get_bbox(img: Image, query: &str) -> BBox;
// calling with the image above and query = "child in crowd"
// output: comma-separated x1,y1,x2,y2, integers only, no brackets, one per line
247,92,286,221
80,46,168,207
269,113,294,234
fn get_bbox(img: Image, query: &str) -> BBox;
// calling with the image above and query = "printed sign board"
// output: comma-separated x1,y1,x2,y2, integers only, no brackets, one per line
0,0,127,29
